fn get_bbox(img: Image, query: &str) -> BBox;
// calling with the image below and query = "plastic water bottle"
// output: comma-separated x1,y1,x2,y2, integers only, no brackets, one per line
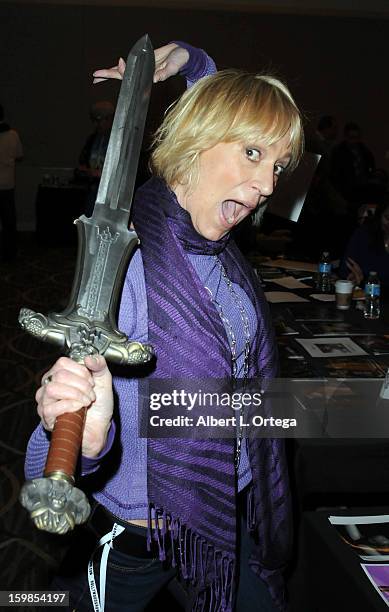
316,251,332,292
364,271,380,320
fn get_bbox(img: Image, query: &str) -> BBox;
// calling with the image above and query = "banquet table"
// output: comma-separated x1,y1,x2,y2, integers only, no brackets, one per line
255,258,389,506
255,260,389,611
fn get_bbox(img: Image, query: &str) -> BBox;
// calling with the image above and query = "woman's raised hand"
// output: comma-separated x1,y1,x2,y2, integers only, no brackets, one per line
92,42,189,84
153,43,189,82
346,257,364,286
36,355,113,459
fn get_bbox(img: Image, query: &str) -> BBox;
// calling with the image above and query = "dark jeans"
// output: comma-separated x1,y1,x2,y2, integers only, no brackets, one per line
52,496,277,611
0,188,17,261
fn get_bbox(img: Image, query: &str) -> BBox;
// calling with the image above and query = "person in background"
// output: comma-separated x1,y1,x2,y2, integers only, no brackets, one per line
25,41,304,611
312,115,338,159
294,114,350,259
0,103,23,262
76,100,115,216
331,121,375,209
340,201,389,288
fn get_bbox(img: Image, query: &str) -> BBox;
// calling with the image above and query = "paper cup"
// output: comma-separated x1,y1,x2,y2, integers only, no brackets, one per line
335,280,354,310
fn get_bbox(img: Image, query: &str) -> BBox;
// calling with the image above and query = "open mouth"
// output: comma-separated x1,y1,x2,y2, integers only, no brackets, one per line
221,200,250,226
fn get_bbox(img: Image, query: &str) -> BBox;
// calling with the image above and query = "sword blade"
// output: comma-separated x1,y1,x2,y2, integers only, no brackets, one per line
20,34,156,366
94,34,155,218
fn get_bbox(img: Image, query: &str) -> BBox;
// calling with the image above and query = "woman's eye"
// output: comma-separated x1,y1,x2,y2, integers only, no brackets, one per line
246,148,261,162
274,164,286,177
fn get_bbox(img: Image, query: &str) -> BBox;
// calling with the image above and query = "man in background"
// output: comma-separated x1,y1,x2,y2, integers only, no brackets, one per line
331,122,375,208
76,100,114,216
0,103,23,262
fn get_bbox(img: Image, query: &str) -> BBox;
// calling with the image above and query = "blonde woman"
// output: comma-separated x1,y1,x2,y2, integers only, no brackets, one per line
26,41,303,611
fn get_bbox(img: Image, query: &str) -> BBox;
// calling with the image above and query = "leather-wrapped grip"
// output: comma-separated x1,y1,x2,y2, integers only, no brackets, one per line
44,407,87,477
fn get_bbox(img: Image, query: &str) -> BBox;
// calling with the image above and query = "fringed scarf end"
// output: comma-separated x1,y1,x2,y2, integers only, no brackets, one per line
147,501,235,611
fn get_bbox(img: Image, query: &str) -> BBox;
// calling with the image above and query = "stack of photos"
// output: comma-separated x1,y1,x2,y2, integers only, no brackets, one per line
329,515,389,607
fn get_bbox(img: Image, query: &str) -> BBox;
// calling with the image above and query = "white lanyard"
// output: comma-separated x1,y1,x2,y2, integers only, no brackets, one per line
88,522,125,612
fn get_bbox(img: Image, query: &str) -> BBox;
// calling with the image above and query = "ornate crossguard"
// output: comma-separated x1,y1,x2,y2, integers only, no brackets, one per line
19,35,155,534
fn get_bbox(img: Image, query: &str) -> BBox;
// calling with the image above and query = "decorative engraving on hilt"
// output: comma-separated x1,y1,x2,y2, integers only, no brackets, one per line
20,477,90,535
124,340,154,364
19,308,49,339
69,324,101,362
19,308,65,348
78,226,119,321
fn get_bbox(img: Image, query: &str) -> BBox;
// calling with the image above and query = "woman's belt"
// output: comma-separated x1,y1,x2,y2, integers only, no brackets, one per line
89,504,158,559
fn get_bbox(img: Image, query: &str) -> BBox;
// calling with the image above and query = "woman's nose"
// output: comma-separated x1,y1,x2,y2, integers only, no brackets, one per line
251,164,275,197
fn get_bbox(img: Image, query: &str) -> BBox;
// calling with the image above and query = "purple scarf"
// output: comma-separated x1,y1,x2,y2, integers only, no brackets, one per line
132,177,291,611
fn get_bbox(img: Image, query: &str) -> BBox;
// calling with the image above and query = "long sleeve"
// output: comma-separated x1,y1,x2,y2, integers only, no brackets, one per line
173,40,217,87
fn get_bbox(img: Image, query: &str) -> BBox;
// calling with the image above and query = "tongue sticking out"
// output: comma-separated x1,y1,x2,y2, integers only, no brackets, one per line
222,200,238,225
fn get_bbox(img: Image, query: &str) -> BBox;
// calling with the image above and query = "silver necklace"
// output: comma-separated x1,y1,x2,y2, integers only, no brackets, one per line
205,256,251,469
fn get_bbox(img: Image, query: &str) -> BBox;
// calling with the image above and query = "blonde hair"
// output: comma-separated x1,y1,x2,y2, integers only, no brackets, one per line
151,69,304,190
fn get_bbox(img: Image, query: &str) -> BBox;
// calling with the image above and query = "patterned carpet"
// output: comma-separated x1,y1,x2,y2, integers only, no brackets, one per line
0,235,76,601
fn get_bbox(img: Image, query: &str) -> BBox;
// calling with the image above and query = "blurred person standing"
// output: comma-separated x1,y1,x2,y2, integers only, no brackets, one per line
76,100,114,216
0,103,23,262
294,115,351,258
340,200,389,288
331,122,375,208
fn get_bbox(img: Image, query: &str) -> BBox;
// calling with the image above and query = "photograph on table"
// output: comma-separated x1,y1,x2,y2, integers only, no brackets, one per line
267,276,311,290
361,564,389,607
329,515,389,562
265,291,309,304
296,337,367,358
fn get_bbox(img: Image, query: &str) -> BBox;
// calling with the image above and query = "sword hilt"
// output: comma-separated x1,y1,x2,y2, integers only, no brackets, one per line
19,307,154,534
18,307,154,366
20,397,90,534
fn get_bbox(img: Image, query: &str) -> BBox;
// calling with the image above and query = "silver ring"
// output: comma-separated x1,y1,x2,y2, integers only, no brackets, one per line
43,374,53,385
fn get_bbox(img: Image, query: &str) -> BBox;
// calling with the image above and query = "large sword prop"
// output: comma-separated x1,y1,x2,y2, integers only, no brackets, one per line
19,35,155,535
